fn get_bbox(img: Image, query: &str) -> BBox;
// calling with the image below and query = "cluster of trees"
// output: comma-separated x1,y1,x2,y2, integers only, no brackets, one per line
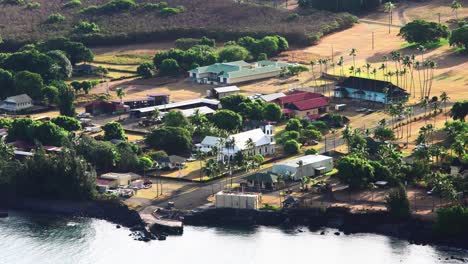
338,126,412,189
174,36,216,50
399,20,450,45
145,35,289,77
220,95,282,122
277,118,326,155
4,118,70,146
0,139,97,200
76,135,151,173
398,16,467,52
0,38,94,115
70,80,100,94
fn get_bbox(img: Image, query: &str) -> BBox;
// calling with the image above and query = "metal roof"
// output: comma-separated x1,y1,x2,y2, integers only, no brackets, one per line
213,86,240,93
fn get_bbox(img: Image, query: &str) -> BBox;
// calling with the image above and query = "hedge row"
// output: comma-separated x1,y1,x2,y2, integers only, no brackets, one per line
0,14,356,52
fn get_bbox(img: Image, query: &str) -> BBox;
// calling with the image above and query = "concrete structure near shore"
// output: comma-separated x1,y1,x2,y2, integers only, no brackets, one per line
215,191,262,210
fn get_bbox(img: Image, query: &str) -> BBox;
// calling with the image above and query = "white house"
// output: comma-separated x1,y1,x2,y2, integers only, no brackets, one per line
195,136,223,153
272,154,333,180
221,126,275,161
0,94,33,112
199,125,276,161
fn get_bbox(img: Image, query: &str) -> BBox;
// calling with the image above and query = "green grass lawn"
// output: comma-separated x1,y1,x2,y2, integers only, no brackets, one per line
94,53,153,65
401,38,449,50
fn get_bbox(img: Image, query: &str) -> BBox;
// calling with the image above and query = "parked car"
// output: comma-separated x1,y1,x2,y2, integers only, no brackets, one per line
78,112,92,118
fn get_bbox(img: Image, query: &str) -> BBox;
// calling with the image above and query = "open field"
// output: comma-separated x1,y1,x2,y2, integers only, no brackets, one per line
363,0,468,25
280,20,468,102
0,0,355,48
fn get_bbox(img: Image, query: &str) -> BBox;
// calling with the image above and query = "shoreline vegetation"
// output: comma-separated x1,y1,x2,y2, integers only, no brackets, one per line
0,0,357,51
3,197,468,251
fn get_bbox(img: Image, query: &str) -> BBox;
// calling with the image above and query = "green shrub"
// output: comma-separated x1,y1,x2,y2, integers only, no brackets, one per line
80,0,137,14
159,58,180,75
283,139,300,155
63,0,81,8
160,7,182,16
47,13,66,23
435,205,468,238
74,22,100,34
175,38,200,50
25,2,40,9
385,185,410,220
142,1,168,10
287,13,300,22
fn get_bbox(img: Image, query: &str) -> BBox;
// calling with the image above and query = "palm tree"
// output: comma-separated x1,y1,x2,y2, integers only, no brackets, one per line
337,56,345,76
371,68,377,80
384,2,396,34
404,107,412,146
390,51,401,86
364,63,371,78
432,101,439,127
426,60,437,99
310,60,319,87
451,0,462,20
244,138,256,171
420,98,429,124
225,137,236,187
342,126,353,152
331,129,337,151
115,87,125,104
349,48,357,73
440,92,449,122
297,160,304,181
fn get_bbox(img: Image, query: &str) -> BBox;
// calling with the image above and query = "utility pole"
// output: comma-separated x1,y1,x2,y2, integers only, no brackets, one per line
438,13,441,24
372,32,374,50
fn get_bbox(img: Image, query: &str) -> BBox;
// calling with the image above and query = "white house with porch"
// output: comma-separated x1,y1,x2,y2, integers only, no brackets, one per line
0,94,33,112
199,125,275,161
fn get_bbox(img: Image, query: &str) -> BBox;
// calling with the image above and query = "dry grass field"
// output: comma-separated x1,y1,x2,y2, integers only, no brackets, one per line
0,0,354,46
80,0,466,105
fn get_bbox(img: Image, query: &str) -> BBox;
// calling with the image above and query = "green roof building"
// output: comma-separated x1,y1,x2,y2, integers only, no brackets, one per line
244,171,280,190
188,60,294,85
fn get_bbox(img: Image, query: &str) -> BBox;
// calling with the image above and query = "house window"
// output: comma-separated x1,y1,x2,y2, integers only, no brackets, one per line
265,147,267,153
259,148,262,154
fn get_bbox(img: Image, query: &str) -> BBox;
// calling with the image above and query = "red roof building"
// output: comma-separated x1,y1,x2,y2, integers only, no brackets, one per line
276,91,330,119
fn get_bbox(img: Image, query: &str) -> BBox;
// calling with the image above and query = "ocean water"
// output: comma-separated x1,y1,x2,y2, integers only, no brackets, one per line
0,211,467,264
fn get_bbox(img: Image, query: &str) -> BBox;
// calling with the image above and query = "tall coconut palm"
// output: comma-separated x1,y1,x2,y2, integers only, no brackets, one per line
404,107,413,146
414,61,423,98
116,87,125,104
426,60,437,99
337,56,345,76
390,51,401,86
349,48,357,73
364,63,371,78
331,129,337,151
451,0,462,20
384,2,396,34
440,92,449,122
310,60,319,87
432,101,439,127
420,98,429,124
371,68,377,80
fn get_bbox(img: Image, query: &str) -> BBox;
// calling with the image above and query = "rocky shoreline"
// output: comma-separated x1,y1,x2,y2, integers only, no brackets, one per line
1,197,143,228
3,197,468,251
184,207,468,251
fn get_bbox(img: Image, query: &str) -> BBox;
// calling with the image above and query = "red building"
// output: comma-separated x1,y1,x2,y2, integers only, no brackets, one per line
274,91,329,120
